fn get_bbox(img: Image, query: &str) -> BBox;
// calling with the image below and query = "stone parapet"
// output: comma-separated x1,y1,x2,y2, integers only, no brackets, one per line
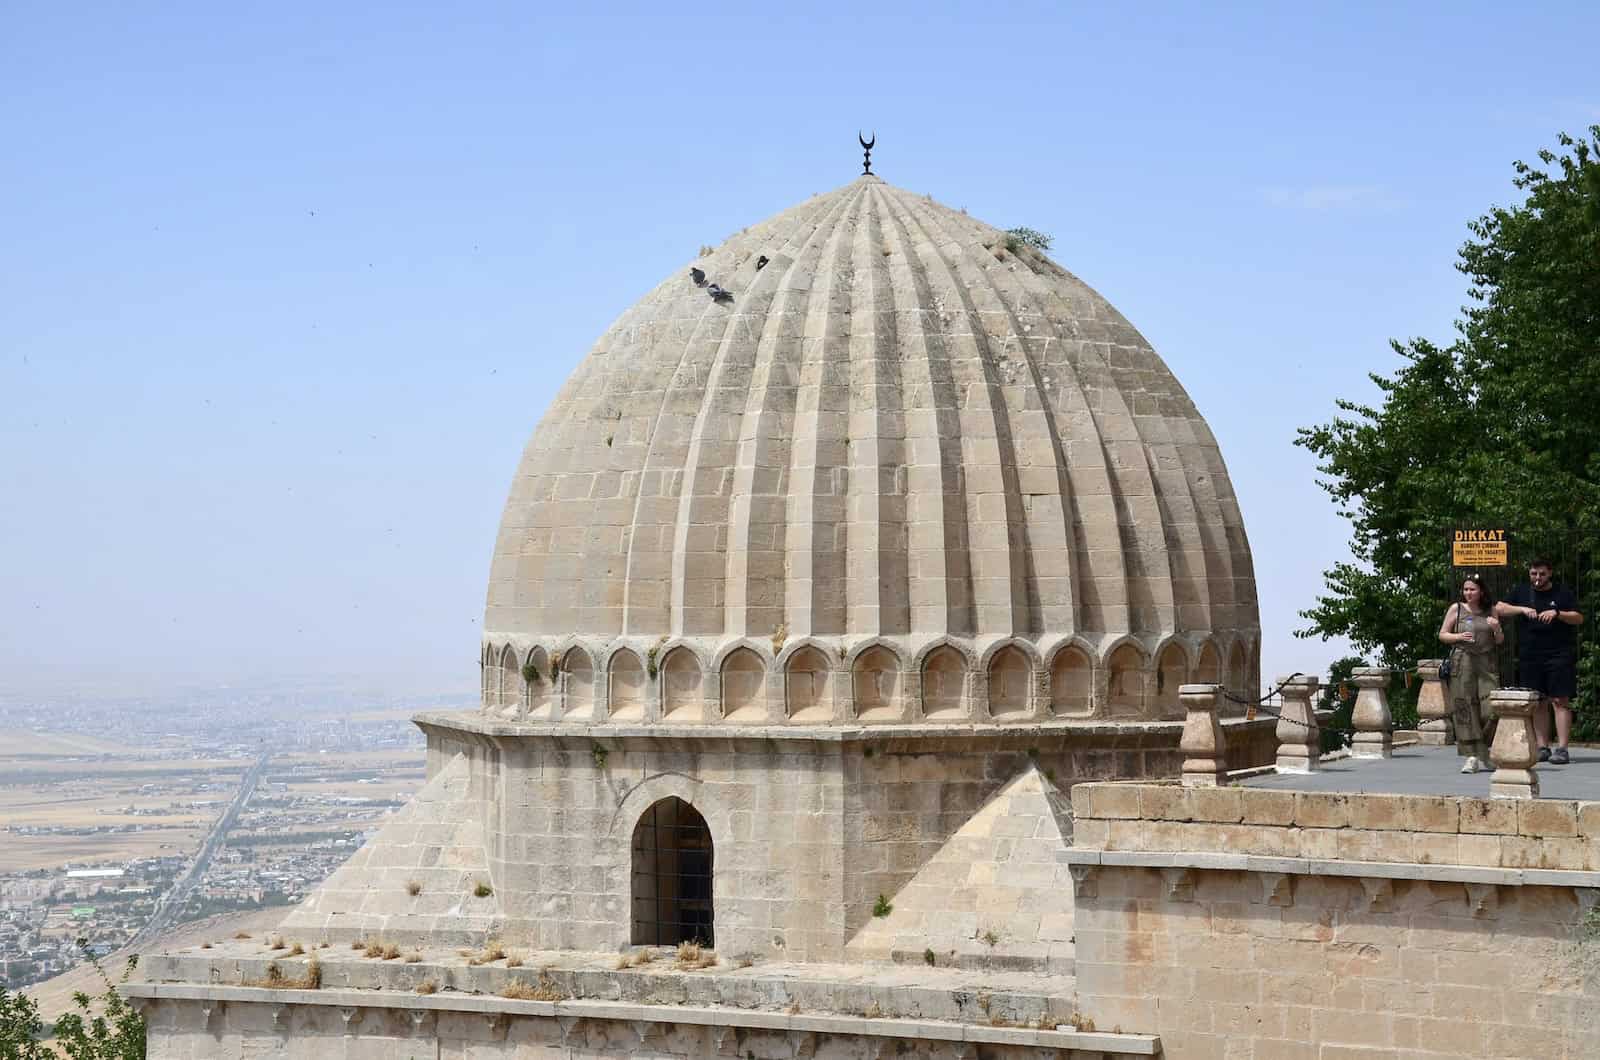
128,950,1159,1058
1070,782,1600,872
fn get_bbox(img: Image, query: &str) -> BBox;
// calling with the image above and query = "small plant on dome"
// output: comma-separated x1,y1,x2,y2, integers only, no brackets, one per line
1004,227,1052,253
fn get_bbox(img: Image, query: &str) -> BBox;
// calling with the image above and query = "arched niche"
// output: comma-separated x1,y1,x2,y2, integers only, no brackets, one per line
1049,645,1093,717
1228,642,1249,695
499,646,521,711
525,646,554,719
987,645,1032,719
1106,643,1148,718
1226,641,1253,715
1154,643,1187,720
1196,641,1222,686
480,646,493,708
562,647,596,719
630,797,714,947
921,645,967,719
851,646,901,722
609,649,646,722
719,647,766,722
784,645,832,724
661,647,703,723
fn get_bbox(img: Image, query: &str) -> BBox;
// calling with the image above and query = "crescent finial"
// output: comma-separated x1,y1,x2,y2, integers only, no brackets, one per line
858,131,876,175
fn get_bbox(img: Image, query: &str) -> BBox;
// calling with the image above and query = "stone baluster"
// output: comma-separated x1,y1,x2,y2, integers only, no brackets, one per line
1489,689,1541,799
1350,667,1394,759
1414,660,1452,746
1274,674,1321,773
1179,683,1228,787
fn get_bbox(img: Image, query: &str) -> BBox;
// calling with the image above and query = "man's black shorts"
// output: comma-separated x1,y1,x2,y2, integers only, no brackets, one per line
1519,654,1578,699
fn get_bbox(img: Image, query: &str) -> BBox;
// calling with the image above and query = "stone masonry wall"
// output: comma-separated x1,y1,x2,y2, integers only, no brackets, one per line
137,993,1153,1059
1066,783,1600,1058
1072,866,1600,1059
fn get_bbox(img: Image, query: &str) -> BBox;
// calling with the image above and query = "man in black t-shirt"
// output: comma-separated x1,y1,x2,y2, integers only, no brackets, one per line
1495,558,1585,764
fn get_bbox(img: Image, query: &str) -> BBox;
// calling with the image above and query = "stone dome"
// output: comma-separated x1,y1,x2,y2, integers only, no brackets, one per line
482,175,1258,724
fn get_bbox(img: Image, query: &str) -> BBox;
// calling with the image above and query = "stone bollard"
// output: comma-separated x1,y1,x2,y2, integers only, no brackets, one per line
1350,667,1394,759
1489,689,1541,799
1274,674,1321,774
1414,660,1452,746
1179,684,1228,787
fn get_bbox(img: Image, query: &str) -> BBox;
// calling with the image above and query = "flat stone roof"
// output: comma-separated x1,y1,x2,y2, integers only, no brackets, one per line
1243,743,1600,800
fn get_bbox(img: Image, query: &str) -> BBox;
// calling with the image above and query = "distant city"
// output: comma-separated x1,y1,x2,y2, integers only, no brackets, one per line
0,683,459,990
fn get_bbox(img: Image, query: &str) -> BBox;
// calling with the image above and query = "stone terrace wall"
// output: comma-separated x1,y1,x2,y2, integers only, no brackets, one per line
132,988,1159,1060
391,715,1274,963
1066,783,1600,1059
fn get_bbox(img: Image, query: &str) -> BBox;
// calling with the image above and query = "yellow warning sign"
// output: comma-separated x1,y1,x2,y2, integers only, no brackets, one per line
1452,529,1508,566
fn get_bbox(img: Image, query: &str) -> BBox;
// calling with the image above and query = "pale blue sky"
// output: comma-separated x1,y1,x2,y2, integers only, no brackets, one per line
3,3,1596,696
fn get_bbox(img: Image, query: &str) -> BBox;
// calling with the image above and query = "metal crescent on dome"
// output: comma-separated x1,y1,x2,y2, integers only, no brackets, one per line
858,131,875,175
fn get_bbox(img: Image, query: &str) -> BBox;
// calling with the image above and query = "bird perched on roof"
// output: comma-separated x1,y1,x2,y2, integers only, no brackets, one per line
707,284,733,303
689,267,707,287
755,255,769,271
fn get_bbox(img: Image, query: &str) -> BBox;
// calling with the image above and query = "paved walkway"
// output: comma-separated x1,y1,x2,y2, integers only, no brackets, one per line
1242,743,1600,800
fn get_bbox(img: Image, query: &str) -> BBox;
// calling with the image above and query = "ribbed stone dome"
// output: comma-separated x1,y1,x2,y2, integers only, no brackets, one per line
481,175,1258,723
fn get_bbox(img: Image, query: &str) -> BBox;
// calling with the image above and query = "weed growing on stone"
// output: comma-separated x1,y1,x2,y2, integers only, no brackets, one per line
872,894,893,918
247,958,321,990
922,948,936,966
473,880,494,898
506,953,524,968
501,973,565,1001
674,941,717,970
406,879,422,896
591,743,609,769
268,935,286,950
288,942,305,956
469,941,507,966
404,951,423,964
233,932,252,940
981,930,999,947
416,978,438,995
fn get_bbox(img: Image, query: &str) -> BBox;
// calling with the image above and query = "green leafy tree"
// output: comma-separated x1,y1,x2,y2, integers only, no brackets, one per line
0,947,146,1060
1297,128,1600,734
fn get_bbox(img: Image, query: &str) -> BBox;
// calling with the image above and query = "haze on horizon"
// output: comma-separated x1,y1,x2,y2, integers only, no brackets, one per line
4,2,1597,698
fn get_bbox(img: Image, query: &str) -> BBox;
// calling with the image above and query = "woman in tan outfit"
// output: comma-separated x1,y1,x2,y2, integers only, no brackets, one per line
1439,575,1503,773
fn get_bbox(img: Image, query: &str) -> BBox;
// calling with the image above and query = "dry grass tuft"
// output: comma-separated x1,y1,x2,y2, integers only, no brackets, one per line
246,958,321,990
673,941,717,970
352,939,369,951
287,942,305,957
233,932,252,940
506,954,524,968
500,972,565,1001
267,935,286,951
405,879,422,897
415,978,439,995
404,951,423,964
200,942,212,949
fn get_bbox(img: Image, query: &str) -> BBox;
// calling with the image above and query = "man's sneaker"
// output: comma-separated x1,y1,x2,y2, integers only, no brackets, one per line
1551,748,1571,765
1460,756,1480,774
1539,746,1552,763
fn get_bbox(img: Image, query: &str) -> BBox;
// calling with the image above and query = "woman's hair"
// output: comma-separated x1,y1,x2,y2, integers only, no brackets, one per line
1459,574,1496,612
